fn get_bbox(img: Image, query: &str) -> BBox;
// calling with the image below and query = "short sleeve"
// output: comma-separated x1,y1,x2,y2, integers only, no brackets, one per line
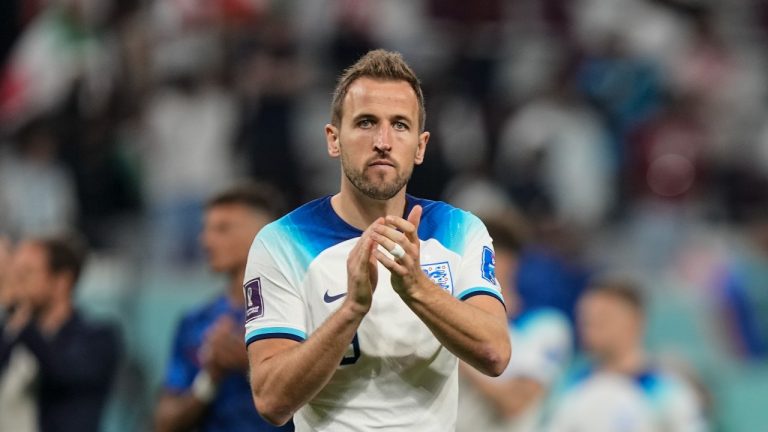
453,216,504,305
243,230,308,347
163,317,198,392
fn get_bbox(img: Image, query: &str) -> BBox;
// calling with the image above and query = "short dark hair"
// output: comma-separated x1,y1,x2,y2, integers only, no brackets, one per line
34,234,88,284
585,277,646,314
205,181,286,219
331,49,426,130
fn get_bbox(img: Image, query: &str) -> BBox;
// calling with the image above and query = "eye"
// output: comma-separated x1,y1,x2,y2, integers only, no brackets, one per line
393,121,409,131
358,118,374,128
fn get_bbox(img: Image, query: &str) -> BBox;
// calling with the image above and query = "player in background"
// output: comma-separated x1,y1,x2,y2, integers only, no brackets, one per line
546,278,708,432
0,234,120,432
154,183,293,432
244,49,511,432
457,214,572,432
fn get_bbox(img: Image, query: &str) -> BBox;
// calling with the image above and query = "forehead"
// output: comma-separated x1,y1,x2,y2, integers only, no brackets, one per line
13,242,48,267
342,77,419,122
580,291,637,316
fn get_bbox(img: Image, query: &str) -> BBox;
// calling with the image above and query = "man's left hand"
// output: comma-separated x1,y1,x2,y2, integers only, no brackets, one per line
372,205,430,297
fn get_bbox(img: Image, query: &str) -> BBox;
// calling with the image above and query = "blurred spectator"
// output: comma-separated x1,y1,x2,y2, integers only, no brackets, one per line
141,28,238,266
0,0,118,132
547,278,708,431
0,236,37,432
515,215,592,325
457,214,572,432
154,182,293,432
496,68,613,227
575,32,663,179
0,119,77,239
0,233,121,432
234,21,305,203
626,93,709,204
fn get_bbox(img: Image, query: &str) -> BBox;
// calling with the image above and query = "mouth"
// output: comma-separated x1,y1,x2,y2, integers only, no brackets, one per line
368,159,395,168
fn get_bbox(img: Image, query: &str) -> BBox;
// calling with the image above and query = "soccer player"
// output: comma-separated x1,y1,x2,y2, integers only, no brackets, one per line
546,279,708,432
154,183,293,432
457,215,572,432
243,49,511,431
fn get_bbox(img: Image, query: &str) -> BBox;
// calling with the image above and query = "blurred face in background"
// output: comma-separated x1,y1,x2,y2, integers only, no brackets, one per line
9,241,67,313
578,291,644,361
327,77,429,200
202,204,270,274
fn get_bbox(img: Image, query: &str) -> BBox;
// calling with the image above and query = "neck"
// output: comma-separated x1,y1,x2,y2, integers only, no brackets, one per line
38,299,73,336
600,345,647,375
332,183,407,231
227,266,246,307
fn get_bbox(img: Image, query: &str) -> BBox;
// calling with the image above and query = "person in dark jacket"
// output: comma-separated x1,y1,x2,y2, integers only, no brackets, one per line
0,234,120,432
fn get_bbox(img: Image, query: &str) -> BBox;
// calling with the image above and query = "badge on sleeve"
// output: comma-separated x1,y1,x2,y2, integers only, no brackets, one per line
244,278,264,322
481,246,497,285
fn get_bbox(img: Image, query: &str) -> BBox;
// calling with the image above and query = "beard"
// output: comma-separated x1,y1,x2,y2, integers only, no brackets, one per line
340,147,413,200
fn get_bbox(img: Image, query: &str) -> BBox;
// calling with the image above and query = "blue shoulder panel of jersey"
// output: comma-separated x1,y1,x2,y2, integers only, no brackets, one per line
256,196,361,276
410,195,484,255
634,367,678,406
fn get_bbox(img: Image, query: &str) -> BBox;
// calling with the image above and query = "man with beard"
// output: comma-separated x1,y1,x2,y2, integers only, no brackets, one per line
243,49,511,432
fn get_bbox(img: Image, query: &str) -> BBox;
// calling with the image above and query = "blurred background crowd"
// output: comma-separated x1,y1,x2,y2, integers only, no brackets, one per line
1,0,768,430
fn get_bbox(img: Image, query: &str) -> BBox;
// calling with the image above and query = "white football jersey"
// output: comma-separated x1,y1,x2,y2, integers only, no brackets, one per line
547,367,708,432
243,195,504,432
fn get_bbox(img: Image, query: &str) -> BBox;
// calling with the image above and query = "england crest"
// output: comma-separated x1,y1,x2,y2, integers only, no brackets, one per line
421,261,454,294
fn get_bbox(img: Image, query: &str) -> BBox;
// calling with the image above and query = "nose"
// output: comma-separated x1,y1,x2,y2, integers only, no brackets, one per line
373,124,392,152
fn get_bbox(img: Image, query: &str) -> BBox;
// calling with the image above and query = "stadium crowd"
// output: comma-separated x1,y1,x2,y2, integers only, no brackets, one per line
1,0,768,431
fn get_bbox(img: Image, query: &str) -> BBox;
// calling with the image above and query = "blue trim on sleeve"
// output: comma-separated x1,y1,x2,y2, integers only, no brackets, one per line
457,287,505,306
245,327,307,346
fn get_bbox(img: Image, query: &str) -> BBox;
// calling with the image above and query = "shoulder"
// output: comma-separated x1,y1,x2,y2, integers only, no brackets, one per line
411,196,486,254
252,196,361,271
69,313,122,354
634,368,699,407
515,308,571,339
173,295,228,339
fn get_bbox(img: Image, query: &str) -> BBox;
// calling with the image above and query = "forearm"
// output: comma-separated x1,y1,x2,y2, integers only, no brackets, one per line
250,303,364,425
403,283,510,376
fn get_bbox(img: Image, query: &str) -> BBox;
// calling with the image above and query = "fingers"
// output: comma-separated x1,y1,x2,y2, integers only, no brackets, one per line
372,224,416,261
373,249,408,277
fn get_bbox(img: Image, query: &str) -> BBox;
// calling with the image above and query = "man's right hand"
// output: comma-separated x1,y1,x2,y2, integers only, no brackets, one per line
343,218,383,316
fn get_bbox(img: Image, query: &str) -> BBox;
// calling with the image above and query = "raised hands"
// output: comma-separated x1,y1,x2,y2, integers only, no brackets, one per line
371,205,428,297
201,315,248,380
344,218,382,316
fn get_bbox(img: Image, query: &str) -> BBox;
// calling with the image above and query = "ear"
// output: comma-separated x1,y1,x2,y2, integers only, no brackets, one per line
52,271,75,299
326,124,340,158
414,131,429,165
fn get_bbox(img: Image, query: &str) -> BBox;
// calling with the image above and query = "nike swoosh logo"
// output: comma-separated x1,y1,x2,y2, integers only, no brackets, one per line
323,291,347,303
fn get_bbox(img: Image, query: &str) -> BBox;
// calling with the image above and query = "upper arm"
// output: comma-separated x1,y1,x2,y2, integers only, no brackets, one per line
464,295,507,323
453,214,506,306
242,233,307,346
243,231,307,389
